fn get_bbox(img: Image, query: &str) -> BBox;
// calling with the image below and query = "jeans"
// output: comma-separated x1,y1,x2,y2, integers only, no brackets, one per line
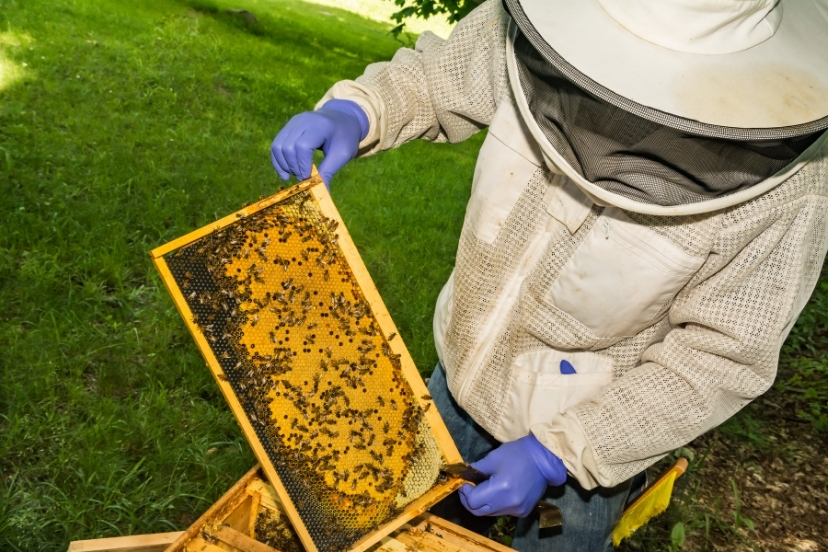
427,363,632,552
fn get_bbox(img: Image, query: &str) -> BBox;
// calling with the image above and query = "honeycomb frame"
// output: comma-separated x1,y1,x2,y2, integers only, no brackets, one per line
150,172,463,552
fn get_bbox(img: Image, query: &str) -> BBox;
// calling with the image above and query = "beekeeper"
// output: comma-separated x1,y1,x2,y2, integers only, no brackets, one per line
271,0,828,549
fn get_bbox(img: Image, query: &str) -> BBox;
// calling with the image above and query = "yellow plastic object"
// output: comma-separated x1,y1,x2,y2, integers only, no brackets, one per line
612,458,688,546
150,170,463,552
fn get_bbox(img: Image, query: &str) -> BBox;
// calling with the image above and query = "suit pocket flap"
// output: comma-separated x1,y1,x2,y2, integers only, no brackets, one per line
548,207,705,338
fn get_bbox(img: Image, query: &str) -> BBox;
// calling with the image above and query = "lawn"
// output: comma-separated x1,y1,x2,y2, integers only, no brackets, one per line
0,0,478,549
0,0,826,550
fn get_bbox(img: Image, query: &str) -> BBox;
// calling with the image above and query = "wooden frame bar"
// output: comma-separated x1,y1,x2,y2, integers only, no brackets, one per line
150,172,463,552
67,532,182,552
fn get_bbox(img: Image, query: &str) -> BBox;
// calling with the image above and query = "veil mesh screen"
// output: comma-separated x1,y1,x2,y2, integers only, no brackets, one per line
512,30,823,207
161,188,443,551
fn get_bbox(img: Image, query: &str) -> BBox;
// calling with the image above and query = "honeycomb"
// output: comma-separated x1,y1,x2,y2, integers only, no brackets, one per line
255,508,304,552
158,184,445,551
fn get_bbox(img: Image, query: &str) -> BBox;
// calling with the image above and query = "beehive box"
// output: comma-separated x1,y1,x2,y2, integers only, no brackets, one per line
66,466,512,552
150,172,463,552
164,466,511,552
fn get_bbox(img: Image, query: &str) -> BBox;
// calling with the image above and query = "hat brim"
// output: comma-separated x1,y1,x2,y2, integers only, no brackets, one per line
508,0,828,131
506,22,828,216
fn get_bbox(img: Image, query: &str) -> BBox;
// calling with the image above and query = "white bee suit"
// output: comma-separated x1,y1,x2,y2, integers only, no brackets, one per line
315,0,828,489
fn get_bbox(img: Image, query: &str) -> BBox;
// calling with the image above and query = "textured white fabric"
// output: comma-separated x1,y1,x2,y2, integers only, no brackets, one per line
505,21,828,216
511,0,828,128
596,0,782,54
320,0,828,489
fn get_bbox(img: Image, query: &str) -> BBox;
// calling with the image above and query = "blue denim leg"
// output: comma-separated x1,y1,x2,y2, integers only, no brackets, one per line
426,363,632,551
511,476,630,552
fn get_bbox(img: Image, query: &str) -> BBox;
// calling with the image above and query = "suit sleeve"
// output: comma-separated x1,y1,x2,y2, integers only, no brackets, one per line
316,0,511,155
532,194,828,489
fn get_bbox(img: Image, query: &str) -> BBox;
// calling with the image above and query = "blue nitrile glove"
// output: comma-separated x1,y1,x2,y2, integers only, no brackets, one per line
458,433,567,517
270,99,369,185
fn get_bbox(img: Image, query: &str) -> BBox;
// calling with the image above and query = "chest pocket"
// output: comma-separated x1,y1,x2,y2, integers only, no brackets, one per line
547,207,706,339
465,101,544,244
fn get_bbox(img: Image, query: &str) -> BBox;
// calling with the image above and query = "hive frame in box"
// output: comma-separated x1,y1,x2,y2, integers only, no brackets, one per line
67,466,513,552
150,172,464,552
156,465,513,552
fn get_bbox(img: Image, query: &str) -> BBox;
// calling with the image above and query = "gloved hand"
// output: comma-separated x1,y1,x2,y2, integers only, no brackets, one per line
270,99,369,185
458,433,567,518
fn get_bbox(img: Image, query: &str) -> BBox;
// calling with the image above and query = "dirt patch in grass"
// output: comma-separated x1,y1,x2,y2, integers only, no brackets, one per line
622,388,828,552
689,392,827,551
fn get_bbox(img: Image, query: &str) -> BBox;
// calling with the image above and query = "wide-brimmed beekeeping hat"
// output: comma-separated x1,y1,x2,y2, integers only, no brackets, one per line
503,0,828,215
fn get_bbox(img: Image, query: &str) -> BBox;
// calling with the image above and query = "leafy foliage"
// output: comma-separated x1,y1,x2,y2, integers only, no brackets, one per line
386,0,483,34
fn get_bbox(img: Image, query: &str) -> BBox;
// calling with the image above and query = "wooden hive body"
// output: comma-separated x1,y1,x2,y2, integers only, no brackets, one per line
67,466,513,552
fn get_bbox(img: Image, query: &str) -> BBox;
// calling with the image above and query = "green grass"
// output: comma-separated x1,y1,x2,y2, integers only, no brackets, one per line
2,0,827,551
301,0,455,38
0,0,479,549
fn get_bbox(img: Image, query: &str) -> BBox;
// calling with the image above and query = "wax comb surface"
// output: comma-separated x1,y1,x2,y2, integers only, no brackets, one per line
150,173,462,552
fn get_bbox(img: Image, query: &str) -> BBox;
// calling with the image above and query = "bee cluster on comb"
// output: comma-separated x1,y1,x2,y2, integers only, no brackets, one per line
153,177,460,552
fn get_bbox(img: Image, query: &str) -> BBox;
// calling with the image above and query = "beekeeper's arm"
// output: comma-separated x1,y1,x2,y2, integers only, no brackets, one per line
533,197,828,490
271,0,511,184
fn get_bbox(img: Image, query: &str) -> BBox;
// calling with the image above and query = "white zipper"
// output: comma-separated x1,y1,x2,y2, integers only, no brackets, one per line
455,221,554,407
